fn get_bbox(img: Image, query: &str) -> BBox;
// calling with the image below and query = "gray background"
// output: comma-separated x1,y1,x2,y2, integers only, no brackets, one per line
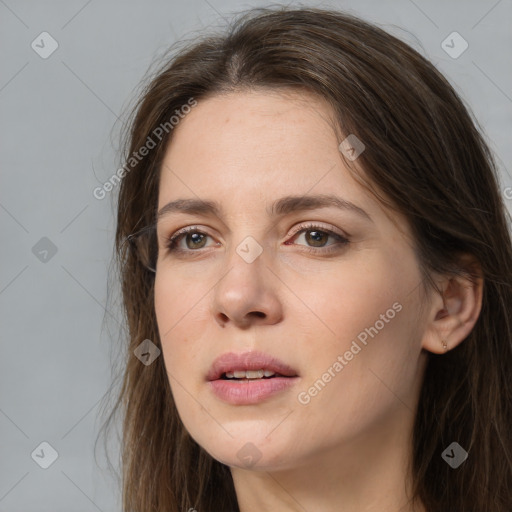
1,0,511,511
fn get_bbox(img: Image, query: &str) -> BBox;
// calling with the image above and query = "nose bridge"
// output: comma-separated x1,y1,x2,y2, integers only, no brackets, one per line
219,211,269,273
219,232,267,296
211,230,282,326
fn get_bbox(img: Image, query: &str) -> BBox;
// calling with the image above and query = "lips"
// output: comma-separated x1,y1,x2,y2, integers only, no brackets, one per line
207,351,299,381
207,351,300,405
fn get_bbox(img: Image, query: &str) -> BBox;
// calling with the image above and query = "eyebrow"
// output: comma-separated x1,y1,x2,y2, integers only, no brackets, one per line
157,194,372,222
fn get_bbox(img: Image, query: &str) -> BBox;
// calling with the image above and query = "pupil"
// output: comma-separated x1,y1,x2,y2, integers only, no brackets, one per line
187,232,206,249
307,230,327,247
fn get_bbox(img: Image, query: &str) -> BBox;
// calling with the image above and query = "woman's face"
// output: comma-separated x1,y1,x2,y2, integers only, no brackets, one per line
154,89,431,470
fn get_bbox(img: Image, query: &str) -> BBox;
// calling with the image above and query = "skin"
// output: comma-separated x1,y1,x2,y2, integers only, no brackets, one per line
153,89,483,512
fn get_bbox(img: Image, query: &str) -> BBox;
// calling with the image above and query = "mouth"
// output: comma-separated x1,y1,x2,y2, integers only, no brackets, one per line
207,351,299,381
207,351,299,405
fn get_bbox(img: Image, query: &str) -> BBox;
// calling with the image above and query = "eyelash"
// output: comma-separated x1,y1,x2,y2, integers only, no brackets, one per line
164,222,349,257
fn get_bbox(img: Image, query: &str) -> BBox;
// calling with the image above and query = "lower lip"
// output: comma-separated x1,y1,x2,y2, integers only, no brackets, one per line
208,377,299,405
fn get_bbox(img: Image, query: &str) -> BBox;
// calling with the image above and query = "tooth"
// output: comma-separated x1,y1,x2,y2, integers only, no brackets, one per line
246,370,264,379
226,369,277,379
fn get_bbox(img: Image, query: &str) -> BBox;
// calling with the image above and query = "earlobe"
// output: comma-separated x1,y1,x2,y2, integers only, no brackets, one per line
421,257,484,355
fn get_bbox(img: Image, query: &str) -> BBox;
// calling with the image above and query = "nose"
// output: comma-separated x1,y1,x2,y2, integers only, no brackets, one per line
211,242,283,329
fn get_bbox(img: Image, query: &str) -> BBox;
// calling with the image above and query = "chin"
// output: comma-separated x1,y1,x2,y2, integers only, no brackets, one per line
189,425,300,471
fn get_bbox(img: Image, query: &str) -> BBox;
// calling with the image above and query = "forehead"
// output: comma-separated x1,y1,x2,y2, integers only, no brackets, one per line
162,88,339,167
157,89,399,231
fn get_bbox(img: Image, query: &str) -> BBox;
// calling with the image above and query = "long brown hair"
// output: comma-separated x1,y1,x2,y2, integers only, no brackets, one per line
97,6,512,511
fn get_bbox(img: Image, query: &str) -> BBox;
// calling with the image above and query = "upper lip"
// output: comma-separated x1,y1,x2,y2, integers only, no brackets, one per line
207,351,299,381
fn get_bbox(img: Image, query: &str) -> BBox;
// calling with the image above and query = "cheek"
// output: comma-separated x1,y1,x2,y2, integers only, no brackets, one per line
154,275,203,370
154,277,207,430
286,255,407,342
154,271,205,333
291,254,423,410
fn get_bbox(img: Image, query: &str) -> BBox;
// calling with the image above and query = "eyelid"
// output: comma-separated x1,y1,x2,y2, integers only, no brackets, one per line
167,225,205,242
164,225,217,247
285,221,348,241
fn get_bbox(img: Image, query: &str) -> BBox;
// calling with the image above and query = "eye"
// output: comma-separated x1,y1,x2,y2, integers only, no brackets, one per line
163,222,349,256
286,222,349,254
165,226,217,252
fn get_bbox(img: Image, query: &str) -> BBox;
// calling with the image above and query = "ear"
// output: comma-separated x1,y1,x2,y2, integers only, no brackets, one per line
421,254,484,354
